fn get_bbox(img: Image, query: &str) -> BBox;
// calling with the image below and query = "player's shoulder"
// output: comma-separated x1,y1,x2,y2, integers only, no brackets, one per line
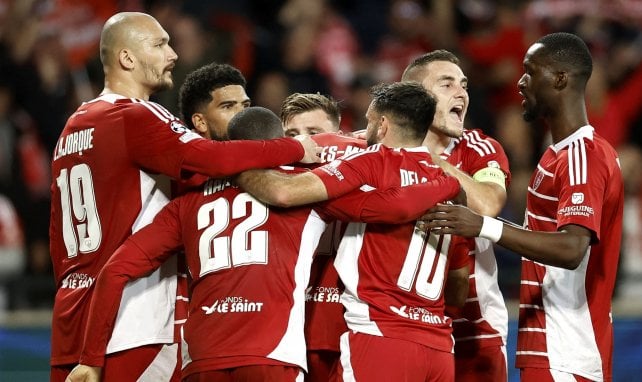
452,128,504,156
312,132,366,148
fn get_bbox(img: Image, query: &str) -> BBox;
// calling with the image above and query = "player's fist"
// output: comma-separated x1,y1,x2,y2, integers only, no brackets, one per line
65,364,101,382
294,135,322,164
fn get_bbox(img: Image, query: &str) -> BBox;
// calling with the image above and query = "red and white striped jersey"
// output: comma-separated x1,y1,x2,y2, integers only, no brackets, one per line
305,133,366,352
441,128,511,352
79,168,459,375
49,94,305,366
517,125,623,381
314,145,469,352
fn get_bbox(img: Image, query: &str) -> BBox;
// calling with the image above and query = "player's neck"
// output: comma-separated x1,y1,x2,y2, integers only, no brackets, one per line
422,130,450,155
102,77,151,100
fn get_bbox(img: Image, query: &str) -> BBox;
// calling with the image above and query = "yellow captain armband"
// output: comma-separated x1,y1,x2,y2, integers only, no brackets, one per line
472,167,506,189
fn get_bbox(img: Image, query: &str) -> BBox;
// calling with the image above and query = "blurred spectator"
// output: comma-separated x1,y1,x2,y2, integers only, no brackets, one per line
339,72,376,133
0,194,25,311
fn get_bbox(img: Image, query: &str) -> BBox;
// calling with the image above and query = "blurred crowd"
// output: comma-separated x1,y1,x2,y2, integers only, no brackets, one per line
1,0,641,310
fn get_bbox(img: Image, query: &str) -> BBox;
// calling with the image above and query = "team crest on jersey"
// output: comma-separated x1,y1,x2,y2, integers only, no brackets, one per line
170,120,189,134
571,192,584,204
487,160,500,169
532,170,545,191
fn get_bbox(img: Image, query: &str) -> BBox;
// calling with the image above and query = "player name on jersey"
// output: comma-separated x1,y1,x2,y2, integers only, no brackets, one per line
319,144,363,163
53,128,95,161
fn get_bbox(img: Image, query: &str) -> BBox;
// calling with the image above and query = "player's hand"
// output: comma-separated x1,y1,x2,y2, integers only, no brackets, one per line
65,364,102,382
294,135,322,164
349,129,367,140
417,204,483,237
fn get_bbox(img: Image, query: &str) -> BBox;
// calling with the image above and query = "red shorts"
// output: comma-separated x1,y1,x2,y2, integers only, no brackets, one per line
454,345,507,382
306,350,340,382
183,365,302,382
521,367,594,382
50,343,180,382
332,332,454,382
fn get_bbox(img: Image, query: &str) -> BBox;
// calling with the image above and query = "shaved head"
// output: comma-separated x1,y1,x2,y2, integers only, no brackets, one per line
100,12,157,66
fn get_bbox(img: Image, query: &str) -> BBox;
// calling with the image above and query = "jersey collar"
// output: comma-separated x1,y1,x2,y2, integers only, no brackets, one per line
551,125,594,153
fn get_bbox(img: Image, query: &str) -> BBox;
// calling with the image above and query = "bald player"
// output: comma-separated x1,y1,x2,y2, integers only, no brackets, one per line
51,12,319,382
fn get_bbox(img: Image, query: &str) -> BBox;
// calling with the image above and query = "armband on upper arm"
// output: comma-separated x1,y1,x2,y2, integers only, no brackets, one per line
472,167,506,189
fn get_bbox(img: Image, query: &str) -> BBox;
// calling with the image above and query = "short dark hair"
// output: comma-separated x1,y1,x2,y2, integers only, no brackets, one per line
280,93,341,129
402,49,460,80
370,82,436,142
227,106,284,141
536,32,593,85
179,62,247,129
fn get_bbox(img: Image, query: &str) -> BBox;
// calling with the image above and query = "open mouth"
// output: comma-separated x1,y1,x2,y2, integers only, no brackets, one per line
450,105,464,123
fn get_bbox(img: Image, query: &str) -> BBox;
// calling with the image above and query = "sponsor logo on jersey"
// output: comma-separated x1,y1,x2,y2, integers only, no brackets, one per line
61,272,95,289
202,296,264,315
571,192,584,204
558,204,594,218
319,160,345,180
390,304,445,324
306,286,341,303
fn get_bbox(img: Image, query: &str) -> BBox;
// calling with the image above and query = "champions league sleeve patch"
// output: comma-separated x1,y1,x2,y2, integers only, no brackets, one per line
169,120,202,143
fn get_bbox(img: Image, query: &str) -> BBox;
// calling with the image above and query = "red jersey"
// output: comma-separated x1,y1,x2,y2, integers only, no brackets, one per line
49,94,305,366
305,133,366,352
517,126,623,381
79,167,460,376
314,144,469,352
441,129,512,352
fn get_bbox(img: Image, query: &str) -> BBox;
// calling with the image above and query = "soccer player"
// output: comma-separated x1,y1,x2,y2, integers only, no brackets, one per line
423,32,623,382
179,62,251,141
402,50,511,381
281,92,342,137
66,106,462,382
50,11,319,382
237,82,471,381
279,92,365,382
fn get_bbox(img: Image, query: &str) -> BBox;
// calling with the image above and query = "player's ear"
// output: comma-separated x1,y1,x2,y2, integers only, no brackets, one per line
119,49,135,70
379,116,390,139
191,113,208,136
554,71,568,90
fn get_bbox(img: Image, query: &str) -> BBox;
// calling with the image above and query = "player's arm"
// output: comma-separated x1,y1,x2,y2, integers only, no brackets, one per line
443,236,473,307
236,154,375,207
76,202,184,368
181,134,321,177
321,174,462,223
422,204,591,269
444,266,469,307
432,155,506,216
236,169,329,207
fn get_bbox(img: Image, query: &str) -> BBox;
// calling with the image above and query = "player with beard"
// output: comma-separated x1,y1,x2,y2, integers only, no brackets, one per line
423,32,623,382
52,12,319,382
402,50,511,381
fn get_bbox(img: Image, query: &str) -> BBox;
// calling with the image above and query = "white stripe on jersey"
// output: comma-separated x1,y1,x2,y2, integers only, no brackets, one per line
455,333,504,341
132,98,176,123
536,164,554,177
520,280,542,286
568,139,587,186
340,144,381,162
464,130,496,156
519,304,544,310
519,327,546,333
528,187,559,201
526,210,557,223
516,350,548,356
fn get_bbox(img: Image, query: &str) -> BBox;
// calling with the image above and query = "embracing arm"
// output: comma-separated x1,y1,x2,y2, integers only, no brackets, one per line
323,175,461,223
423,204,591,269
433,157,506,216
236,169,329,207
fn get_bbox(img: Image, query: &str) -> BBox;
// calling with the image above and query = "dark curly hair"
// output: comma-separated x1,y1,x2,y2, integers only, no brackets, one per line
178,62,247,129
